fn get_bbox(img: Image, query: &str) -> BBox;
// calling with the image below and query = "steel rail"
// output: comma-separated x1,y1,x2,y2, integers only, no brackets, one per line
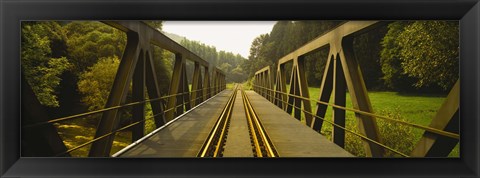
242,87,263,157
253,84,459,140
198,85,238,157
241,87,278,157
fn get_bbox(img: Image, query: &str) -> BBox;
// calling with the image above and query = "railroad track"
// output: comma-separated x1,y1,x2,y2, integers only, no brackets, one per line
197,85,278,157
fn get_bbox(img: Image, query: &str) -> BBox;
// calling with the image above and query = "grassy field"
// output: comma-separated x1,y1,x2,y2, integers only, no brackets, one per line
275,85,459,157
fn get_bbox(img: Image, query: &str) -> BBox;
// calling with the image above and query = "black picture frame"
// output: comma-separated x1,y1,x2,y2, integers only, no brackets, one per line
1,0,479,177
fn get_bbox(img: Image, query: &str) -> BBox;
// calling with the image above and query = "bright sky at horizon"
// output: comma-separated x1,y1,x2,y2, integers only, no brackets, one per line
162,21,276,58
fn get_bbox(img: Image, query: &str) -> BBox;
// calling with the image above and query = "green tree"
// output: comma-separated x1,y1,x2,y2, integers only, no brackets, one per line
380,21,459,91
397,21,459,90
77,56,120,111
21,22,72,107
63,21,126,75
180,38,247,82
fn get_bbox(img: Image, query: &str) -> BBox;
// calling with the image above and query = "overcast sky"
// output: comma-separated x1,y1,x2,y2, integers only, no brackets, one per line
162,21,276,58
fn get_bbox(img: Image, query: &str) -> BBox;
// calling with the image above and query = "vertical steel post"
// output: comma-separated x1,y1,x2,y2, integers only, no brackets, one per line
279,64,287,110
286,65,296,114
191,62,201,107
182,64,191,111
203,67,210,99
292,67,302,120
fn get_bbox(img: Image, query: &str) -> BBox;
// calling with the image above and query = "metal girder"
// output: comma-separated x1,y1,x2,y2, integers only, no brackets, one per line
89,31,140,157
191,62,203,107
21,74,70,157
203,67,210,99
295,56,313,127
275,64,288,110
292,68,301,120
182,64,191,112
212,70,217,95
313,54,334,131
132,50,145,141
104,21,209,67
332,53,346,148
410,80,460,157
277,21,380,65
286,66,296,114
166,54,184,121
338,37,383,157
145,50,166,129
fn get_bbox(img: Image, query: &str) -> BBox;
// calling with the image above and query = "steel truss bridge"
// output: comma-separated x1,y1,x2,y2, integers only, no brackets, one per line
22,21,459,158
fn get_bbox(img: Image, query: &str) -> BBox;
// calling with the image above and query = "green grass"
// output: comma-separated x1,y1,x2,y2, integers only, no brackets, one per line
280,85,459,157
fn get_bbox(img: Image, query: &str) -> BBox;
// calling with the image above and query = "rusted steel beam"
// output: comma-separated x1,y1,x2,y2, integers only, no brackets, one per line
411,80,459,157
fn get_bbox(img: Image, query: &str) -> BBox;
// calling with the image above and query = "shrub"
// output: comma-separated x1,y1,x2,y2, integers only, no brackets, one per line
343,108,415,157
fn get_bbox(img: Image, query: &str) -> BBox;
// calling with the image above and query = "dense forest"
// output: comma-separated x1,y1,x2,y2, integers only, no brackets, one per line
179,39,247,83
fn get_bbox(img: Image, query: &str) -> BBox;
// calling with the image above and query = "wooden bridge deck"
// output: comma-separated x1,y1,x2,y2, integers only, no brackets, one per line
116,89,352,157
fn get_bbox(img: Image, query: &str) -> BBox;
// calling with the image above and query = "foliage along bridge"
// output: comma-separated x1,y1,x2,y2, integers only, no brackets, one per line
22,21,459,158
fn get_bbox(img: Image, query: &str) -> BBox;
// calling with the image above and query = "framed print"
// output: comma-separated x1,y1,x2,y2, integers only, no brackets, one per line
1,0,479,177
